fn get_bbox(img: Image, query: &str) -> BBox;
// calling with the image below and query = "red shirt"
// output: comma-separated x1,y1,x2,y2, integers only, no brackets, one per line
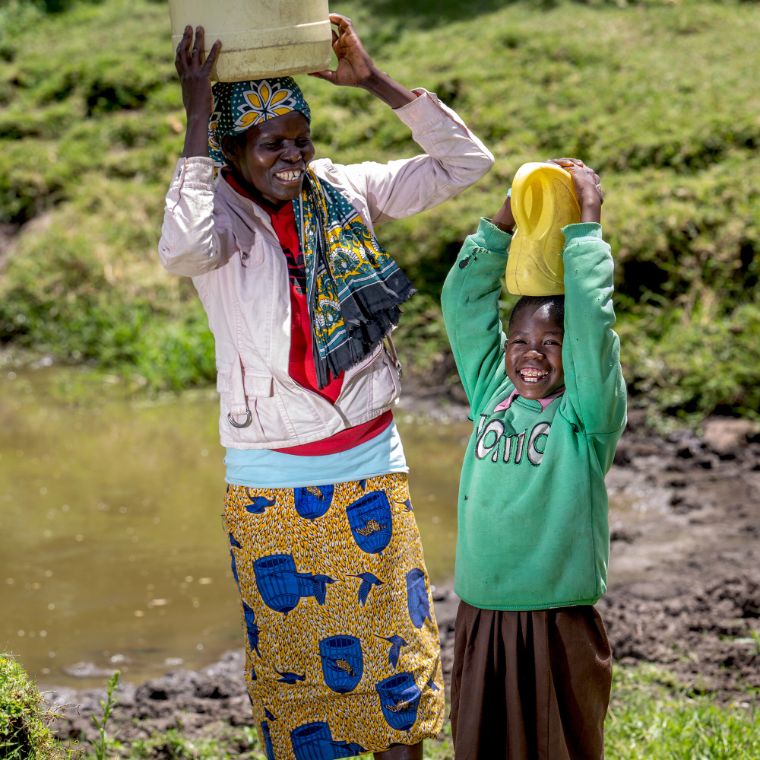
224,171,392,455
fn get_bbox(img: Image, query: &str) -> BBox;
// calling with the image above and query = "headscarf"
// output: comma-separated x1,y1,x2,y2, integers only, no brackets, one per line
208,77,311,166
208,78,415,388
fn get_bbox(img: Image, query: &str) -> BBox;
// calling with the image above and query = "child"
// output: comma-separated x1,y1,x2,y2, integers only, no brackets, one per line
441,158,626,759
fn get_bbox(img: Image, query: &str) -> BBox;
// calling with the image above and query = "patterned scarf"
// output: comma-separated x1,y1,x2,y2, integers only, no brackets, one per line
295,169,414,387
209,78,415,388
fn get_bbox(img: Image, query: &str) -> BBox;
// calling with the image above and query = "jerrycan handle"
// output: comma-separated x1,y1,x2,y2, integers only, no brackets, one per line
511,163,567,241
505,162,581,296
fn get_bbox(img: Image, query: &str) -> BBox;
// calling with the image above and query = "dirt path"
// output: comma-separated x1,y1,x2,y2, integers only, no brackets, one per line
598,414,759,701
48,415,759,744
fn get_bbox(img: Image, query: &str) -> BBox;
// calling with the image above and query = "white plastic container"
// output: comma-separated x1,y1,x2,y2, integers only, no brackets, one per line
169,0,333,82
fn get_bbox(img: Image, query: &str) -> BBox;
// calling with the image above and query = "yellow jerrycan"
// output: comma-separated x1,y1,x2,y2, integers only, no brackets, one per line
168,0,333,82
505,162,581,296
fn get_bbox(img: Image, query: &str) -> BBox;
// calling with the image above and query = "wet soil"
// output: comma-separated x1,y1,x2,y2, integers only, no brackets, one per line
47,412,759,746
599,413,759,701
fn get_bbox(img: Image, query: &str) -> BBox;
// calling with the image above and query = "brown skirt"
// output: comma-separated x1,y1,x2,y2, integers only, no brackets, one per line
450,601,612,760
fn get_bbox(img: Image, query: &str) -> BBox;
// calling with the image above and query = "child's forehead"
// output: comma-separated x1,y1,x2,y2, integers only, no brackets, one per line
509,302,564,332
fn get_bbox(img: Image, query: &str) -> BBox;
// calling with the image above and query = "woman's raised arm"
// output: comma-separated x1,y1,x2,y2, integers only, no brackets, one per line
175,25,221,157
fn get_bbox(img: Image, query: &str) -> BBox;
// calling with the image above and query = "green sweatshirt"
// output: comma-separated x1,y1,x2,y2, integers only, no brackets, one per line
441,219,627,610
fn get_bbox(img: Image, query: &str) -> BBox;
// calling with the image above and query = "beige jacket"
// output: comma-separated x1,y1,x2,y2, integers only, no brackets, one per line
158,90,494,449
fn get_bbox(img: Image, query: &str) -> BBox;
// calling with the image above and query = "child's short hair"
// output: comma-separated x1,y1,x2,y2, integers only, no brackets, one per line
508,295,565,333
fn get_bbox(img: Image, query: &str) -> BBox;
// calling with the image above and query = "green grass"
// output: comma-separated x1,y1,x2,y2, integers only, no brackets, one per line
1,653,756,758
0,654,72,759
605,666,759,759
0,0,758,421
78,665,759,759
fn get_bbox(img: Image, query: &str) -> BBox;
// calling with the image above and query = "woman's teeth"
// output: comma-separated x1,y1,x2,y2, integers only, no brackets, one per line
275,170,303,182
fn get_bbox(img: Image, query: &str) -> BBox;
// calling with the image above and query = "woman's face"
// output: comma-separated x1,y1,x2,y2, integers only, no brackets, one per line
226,111,315,205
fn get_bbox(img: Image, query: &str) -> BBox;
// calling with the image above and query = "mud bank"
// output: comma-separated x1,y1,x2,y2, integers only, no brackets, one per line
47,415,759,746
599,413,759,701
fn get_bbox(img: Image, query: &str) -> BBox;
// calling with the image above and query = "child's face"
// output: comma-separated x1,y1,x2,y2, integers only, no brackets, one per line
505,304,564,400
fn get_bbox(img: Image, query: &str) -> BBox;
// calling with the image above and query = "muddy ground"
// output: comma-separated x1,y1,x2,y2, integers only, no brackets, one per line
47,412,759,746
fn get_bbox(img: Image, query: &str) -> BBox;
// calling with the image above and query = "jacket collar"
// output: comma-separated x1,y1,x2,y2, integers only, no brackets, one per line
217,170,274,227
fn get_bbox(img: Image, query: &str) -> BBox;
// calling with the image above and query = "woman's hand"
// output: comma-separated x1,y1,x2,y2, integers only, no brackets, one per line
175,25,221,157
549,157,603,224
310,14,415,109
309,14,374,88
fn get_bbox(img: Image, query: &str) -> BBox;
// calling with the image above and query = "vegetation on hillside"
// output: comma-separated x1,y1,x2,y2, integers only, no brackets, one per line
0,0,758,423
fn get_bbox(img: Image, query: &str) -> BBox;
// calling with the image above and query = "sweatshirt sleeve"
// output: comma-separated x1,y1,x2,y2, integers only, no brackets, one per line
157,157,237,277
560,222,627,467
441,218,512,416
328,90,494,225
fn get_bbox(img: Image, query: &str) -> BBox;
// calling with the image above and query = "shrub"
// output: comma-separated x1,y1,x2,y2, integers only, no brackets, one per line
0,654,67,759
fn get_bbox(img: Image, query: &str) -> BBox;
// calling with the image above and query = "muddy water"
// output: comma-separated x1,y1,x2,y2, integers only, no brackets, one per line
2,367,666,690
0,368,469,688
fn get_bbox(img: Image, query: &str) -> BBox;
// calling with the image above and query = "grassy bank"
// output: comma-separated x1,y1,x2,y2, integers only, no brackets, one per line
0,0,758,423
4,654,756,758
0,654,69,759
112,666,760,758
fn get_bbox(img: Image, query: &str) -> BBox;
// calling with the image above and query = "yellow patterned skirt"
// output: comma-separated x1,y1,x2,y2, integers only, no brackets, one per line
223,473,444,759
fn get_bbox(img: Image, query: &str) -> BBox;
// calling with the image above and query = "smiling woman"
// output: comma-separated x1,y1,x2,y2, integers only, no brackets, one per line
223,109,314,199
224,110,314,202
157,12,493,760
210,80,316,205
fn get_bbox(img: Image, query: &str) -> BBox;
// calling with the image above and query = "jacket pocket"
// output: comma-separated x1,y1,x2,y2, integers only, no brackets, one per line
369,347,402,412
242,372,298,441
244,373,274,398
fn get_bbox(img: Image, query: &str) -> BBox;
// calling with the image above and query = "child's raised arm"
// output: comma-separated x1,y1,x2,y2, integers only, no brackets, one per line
441,195,514,416
491,192,516,233
556,161,626,466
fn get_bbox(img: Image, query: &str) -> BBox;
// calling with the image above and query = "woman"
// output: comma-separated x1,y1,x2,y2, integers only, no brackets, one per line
159,14,493,760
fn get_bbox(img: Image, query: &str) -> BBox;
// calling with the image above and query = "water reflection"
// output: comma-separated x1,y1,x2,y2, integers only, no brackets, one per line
0,367,468,687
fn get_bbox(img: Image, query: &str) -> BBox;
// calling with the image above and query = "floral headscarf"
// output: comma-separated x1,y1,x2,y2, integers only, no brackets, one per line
208,77,311,166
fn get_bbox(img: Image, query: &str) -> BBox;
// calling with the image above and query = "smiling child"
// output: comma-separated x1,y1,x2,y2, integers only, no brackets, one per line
441,159,627,759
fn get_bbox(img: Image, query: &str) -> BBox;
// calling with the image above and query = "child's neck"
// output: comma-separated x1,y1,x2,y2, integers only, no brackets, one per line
495,386,565,412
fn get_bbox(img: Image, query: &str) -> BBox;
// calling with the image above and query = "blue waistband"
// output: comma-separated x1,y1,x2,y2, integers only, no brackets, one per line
225,422,408,488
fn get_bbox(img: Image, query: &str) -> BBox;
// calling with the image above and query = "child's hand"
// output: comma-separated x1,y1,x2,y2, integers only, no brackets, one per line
549,158,603,223
491,190,516,233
